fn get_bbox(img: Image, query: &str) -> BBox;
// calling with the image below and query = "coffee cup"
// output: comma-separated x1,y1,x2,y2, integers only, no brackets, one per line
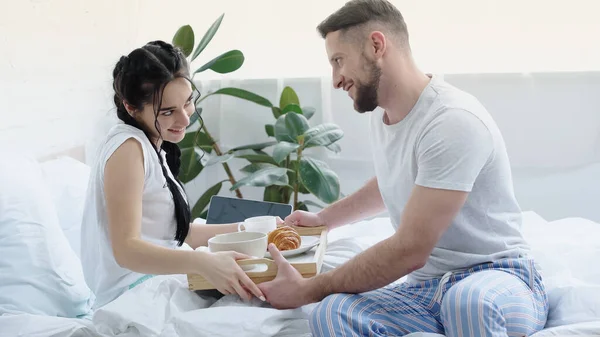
238,215,277,234
207,231,268,259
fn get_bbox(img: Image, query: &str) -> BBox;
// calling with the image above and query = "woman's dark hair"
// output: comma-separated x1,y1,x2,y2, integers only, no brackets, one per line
111,40,202,246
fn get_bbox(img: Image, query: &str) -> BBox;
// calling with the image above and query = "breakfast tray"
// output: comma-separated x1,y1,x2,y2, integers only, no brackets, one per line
187,226,328,291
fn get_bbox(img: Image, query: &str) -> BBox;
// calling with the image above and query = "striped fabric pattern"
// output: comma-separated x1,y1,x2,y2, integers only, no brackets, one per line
310,258,548,337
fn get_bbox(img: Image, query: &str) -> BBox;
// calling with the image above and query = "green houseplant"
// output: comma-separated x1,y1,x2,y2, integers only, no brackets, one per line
171,15,344,218
227,86,344,213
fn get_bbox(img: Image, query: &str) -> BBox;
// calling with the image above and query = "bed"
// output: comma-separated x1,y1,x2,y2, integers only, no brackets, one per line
1,149,599,337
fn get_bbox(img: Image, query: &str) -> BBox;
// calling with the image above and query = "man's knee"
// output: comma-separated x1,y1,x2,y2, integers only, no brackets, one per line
310,293,349,335
441,282,502,337
440,270,545,337
309,293,367,336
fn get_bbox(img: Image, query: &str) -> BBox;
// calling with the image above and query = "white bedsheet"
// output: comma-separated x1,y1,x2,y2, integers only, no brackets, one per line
0,314,96,337
2,213,599,337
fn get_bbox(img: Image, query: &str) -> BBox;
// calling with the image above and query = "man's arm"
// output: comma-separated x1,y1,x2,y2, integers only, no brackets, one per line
307,184,468,300
259,108,494,309
317,177,386,230
307,109,493,299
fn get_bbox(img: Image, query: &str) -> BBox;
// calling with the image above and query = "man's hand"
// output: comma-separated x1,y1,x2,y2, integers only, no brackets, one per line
258,243,318,309
284,211,325,228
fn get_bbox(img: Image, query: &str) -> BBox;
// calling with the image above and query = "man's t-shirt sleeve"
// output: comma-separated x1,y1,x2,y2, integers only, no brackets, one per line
415,109,494,192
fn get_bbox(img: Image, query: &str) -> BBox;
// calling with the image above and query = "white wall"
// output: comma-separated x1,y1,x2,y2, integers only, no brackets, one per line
1,0,599,157
187,72,600,223
1,0,599,220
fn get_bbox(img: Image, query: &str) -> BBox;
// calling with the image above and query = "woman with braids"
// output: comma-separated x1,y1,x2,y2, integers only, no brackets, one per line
80,41,267,309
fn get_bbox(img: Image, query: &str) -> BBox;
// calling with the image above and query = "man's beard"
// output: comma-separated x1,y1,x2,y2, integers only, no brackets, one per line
353,59,382,113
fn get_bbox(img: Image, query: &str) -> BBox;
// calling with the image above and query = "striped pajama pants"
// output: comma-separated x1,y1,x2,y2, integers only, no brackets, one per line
310,258,548,337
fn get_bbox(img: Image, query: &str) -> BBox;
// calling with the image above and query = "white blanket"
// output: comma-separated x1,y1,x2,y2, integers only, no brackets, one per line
91,230,380,337
90,219,394,337
93,274,313,337
2,214,599,337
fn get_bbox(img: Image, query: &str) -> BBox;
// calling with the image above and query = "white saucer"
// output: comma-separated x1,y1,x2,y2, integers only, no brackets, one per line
264,236,320,258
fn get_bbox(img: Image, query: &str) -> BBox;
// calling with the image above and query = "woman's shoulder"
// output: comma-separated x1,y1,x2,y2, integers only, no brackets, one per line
105,123,147,142
96,123,156,177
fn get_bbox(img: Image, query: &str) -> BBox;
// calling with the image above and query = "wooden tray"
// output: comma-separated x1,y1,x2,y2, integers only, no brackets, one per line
187,228,328,291
289,225,327,237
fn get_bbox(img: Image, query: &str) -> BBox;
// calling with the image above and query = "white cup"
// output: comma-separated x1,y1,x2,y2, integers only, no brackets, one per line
208,231,268,259
238,215,277,234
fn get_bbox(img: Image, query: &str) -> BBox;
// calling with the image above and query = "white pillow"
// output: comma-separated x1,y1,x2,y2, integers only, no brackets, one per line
0,151,95,317
522,214,600,327
40,156,91,258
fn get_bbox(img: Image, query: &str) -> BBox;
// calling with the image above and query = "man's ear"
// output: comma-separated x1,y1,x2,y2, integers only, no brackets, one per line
369,31,387,59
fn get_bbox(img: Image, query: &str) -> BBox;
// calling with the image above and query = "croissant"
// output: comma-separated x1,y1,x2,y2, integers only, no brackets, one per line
268,226,301,251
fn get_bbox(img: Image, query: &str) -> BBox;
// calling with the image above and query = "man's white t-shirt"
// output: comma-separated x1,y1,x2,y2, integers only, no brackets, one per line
370,74,531,283
81,123,183,309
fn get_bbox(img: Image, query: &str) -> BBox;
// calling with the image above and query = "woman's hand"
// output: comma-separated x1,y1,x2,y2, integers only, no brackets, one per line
194,250,265,302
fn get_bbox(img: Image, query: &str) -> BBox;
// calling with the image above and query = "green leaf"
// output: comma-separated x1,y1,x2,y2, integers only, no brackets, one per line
191,13,224,62
234,149,278,165
187,109,201,129
303,124,344,149
281,104,302,115
274,112,310,143
302,106,316,120
230,167,289,191
286,112,310,141
279,86,300,110
210,87,273,107
179,130,214,150
199,209,208,220
240,162,278,174
191,180,226,219
271,107,282,119
172,25,195,57
285,163,309,194
229,141,277,152
326,143,342,154
299,157,340,204
296,201,309,211
263,185,288,203
179,148,204,183
205,152,234,166
298,180,310,194
272,141,300,163
194,50,244,74
265,124,275,137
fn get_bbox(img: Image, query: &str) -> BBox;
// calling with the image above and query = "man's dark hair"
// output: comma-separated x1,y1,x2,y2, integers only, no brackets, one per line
317,0,409,45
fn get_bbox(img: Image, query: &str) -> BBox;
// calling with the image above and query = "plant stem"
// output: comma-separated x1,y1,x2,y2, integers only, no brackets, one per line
285,155,291,204
201,123,243,199
294,138,304,211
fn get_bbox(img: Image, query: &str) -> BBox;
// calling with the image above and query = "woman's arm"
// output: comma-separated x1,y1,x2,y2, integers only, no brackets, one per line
103,138,204,275
103,140,266,301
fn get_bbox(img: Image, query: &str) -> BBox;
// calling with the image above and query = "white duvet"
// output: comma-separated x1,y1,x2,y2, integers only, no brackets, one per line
2,213,599,337
91,231,376,337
